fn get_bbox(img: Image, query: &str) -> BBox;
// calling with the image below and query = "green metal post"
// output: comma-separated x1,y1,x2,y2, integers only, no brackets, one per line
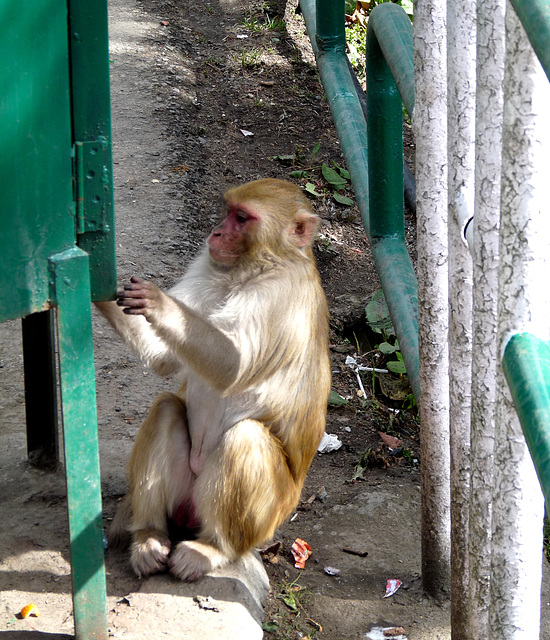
366,14,404,239
365,3,419,400
49,247,108,640
316,0,346,52
68,0,117,302
509,0,550,82
503,333,550,509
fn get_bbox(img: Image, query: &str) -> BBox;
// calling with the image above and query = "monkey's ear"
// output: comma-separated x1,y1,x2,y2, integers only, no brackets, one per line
290,212,319,248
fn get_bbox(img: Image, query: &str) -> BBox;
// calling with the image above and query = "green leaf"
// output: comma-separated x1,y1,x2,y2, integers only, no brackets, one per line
281,593,298,611
333,163,350,180
333,192,354,206
365,289,395,335
311,141,321,159
262,621,279,632
351,464,366,482
305,182,323,197
379,341,399,355
322,163,347,189
387,360,407,374
329,390,348,406
290,170,308,178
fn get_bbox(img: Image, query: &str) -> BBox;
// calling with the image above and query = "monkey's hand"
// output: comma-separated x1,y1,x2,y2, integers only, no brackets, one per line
117,276,165,321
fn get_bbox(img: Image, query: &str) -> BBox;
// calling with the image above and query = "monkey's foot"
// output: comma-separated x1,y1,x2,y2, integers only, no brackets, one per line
130,530,172,577
169,540,228,582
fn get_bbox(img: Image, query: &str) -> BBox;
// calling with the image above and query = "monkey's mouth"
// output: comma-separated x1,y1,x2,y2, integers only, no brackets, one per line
208,245,240,264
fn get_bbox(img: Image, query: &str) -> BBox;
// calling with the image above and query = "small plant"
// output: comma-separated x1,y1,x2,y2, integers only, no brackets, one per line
239,47,262,67
264,15,286,31
276,576,312,613
240,14,286,32
240,16,263,31
363,289,414,402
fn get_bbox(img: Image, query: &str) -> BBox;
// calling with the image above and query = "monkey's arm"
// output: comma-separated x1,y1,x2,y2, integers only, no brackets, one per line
116,277,241,391
94,300,183,376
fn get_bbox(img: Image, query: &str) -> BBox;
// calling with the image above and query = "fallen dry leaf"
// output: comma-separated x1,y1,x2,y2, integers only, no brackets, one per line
378,431,403,450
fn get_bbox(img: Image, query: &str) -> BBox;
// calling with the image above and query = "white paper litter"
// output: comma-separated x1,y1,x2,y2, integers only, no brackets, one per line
318,432,342,453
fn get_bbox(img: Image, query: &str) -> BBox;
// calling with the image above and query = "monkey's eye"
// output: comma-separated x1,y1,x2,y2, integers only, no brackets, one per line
235,210,248,224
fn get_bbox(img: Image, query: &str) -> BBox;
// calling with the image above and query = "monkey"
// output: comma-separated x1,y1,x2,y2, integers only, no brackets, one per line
96,178,331,581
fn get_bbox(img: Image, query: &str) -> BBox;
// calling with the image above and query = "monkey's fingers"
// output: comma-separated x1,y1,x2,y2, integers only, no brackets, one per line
117,296,147,308
119,286,149,298
122,307,149,316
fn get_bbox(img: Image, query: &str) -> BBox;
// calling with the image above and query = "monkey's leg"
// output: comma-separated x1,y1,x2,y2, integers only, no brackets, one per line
125,392,194,577
169,419,299,582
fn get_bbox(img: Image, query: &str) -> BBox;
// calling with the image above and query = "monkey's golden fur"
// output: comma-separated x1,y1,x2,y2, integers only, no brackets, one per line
97,179,330,581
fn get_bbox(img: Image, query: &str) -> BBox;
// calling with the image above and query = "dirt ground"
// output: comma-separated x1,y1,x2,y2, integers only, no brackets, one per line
1,0,549,638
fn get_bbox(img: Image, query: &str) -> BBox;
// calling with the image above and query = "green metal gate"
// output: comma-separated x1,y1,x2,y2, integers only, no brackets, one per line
0,1,116,637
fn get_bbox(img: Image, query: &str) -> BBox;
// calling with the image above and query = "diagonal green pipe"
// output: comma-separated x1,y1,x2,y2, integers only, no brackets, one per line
510,0,550,82
299,0,420,401
300,0,371,233
503,333,550,509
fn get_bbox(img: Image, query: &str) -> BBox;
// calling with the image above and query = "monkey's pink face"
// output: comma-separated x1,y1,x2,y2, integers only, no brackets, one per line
208,205,257,265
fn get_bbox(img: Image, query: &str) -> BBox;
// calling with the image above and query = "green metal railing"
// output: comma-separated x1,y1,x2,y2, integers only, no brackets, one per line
300,0,419,401
510,0,550,82
503,334,550,507
303,0,550,511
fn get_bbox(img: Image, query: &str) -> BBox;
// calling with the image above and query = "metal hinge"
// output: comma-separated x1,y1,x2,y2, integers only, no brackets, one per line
73,138,112,235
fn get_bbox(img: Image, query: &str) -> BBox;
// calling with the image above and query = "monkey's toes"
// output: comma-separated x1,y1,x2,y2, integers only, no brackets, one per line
130,532,171,578
169,541,214,582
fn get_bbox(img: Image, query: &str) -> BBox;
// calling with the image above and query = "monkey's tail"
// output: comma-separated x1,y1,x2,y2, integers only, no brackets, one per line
107,495,133,551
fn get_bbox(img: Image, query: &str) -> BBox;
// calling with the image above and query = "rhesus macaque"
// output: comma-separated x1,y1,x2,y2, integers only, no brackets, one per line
96,178,330,581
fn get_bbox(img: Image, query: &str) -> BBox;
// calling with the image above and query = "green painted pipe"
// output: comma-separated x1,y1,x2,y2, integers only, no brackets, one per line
300,0,371,232
368,4,414,117
370,238,419,400
315,0,346,52
503,333,550,508
299,0,420,400
366,10,405,239
510,0,550,82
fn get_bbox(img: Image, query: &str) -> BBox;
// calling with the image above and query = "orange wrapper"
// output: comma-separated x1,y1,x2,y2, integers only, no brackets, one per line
291,538,312,569
20,604,40,619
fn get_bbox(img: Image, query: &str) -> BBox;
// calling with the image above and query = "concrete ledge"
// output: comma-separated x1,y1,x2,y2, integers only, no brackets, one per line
108,553,270,639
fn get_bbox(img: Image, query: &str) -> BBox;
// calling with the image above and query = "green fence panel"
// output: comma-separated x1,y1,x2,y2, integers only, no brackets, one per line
0,0,74,321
